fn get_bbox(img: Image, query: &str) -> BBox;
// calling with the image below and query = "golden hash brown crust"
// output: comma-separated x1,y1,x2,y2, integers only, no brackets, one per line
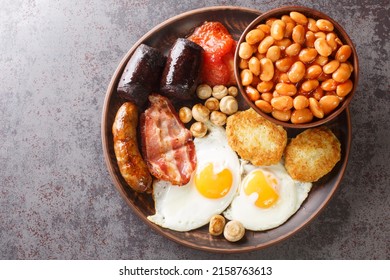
284,127,341,182
226,109,287,166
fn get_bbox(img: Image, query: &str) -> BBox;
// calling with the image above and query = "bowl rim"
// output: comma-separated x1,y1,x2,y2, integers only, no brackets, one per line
101,5,352,253
234,5,359,129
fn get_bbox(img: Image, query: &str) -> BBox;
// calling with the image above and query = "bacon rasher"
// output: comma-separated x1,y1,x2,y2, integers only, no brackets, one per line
140,94,197,185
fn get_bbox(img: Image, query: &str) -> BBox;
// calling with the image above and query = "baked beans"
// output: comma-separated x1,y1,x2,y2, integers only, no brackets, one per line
238,11,355,123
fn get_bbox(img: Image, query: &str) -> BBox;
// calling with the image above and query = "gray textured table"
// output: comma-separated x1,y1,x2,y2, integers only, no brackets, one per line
1,0,389,259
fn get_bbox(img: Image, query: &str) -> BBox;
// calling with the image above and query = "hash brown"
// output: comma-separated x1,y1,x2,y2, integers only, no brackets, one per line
226,109,287,166
284,127,341,182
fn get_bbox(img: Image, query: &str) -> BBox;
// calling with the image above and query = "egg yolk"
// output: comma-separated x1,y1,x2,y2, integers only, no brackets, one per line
195,163,232,199
244,170,279,208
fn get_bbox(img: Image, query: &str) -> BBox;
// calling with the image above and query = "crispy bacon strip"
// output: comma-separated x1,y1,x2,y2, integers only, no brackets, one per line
141,94,197,185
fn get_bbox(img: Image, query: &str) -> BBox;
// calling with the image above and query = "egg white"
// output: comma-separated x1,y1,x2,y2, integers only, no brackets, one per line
148,123,240,232
224,161,312,231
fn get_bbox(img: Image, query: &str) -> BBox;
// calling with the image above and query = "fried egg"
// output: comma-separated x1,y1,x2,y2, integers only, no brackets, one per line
224,161,312,231
148,123,240,232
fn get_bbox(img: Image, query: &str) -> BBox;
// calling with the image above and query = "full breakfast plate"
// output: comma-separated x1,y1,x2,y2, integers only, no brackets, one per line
101,6,351,253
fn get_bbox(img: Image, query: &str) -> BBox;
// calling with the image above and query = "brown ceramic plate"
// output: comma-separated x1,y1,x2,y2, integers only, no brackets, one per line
101,6,351,253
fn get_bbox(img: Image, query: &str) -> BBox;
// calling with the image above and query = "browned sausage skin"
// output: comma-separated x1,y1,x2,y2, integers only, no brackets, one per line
112,102,152,193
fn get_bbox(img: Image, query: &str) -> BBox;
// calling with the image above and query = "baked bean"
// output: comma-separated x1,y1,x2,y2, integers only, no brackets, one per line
274,38,292,50
285,43,301,56
288,61,306,83
292,24,305,44
255,52,266,61
305,64,323,79
270,20,286,40
316,19,334,31
248,57,261,76
312,86,324,100
272,109,292,122
346,61,354,72
298,48,318,63
266,45,281,62
314,31,326,39
293,95,309,109
308,18,319,32
241,69,253,86
239,42,253,59
258,36,275,54
273,90,280,98
326,32,338,51
281,15,295,24
257,81,274,93
259,58,274,81
257,24,270,34
335,45,352,62
239,58,248,69
245,86,260,101
309,97,324,118
240,11,354,124
324,91,337,98
291,108,313,124
284,22,295,38
314,38,333,57
332,63,351,83
275,57,294,72
319,95,341,114
245,29,265,45
278,73,290,83
336,79,353,97
317,72,332,82
314,55,329,66
305,31,316,48
261,92,273,102
301,79,320,92
271,96,293,111
321,78,338,91
290,11,308,25
323,60,340,74
266,17,278,27
275,83,297,96
250,74,261,87
255,100,273,113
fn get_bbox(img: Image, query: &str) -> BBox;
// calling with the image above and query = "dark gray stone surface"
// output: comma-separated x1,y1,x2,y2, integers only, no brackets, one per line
0,0,388,259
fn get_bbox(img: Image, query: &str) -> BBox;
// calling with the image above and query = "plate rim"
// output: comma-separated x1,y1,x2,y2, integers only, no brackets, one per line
101,5,352,254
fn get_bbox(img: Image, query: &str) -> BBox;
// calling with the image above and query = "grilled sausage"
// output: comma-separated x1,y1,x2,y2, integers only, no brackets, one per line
112,102,152,193
117,44,166,109
160,38,203,100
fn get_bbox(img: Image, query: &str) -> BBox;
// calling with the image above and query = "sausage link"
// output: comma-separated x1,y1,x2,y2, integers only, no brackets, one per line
112,102,152,193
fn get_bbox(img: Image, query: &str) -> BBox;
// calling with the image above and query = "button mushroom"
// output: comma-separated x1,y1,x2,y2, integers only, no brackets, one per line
196,84,212,100
190,121,207,138
210,111,227,126
219,96,238,115
223,220,245,242
191,104,210,122
228,86,239,97
212,85,228,99
179,106,192,123
204,97,220,111
209,214,226,236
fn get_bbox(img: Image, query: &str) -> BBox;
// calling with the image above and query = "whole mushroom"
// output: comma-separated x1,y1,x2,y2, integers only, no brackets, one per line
223,220,245,242
192,104,210,122
209,215,226,236
210,111,227,126
190,121,207,138
220,96,238,115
